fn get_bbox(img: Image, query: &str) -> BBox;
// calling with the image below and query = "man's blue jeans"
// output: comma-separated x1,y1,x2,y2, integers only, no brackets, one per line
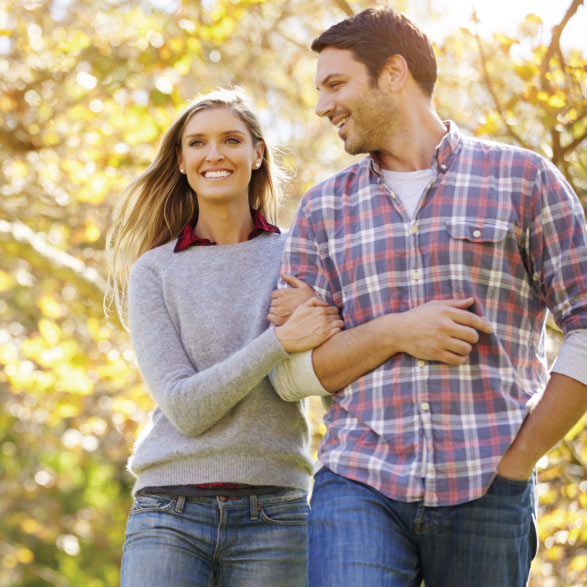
121,488,308,587
308,468,537,587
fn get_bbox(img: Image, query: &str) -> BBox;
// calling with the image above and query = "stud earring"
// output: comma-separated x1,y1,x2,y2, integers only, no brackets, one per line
180,168,185,173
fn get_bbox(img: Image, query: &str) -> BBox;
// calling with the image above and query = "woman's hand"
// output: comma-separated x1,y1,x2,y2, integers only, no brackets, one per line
268,274,315,326
274,297,344,353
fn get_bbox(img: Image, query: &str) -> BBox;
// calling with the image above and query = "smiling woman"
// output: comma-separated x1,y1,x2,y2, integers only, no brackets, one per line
104,88,343,586
176,108,264,242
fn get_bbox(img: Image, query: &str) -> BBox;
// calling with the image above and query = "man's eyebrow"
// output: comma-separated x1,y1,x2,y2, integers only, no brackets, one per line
316,72,344,90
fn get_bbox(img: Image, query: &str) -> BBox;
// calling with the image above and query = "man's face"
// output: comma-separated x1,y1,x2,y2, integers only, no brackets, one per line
315,47,397,155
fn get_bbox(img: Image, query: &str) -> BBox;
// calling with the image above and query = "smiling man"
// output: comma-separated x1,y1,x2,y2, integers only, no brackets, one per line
271,6,587,587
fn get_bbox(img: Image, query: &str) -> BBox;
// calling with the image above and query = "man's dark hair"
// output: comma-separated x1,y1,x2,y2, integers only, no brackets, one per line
311,6,437,96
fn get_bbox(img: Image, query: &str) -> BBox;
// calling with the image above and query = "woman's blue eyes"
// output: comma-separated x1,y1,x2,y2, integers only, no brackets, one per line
188,138,241,147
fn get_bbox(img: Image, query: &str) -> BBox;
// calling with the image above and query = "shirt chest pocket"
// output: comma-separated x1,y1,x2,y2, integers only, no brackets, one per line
446,221,509,244
443,220,514,283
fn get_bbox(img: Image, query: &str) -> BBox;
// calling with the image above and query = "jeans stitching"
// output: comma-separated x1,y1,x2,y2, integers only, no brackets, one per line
129,496,177,516
259,508,308,526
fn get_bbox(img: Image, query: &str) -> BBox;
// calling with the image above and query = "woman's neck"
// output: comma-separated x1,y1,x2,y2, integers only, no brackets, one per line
194,201,254,245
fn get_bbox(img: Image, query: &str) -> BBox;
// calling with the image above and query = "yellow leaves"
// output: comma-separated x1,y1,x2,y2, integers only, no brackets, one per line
6,160,28,180
77,173,111,204
493,33,518,52
55,402,82,418
167,37,185,54
62,159,88,185
20,518,42,536
514,64,537,82
0,94,16,112
0,270,13,292
565,414,585,441
547,93,566,109
474,112,501,136
121,106,161,144
39,319,61,346
525,13,543,25
545,545,565,561
531,90,567,111
173,54,192,76
570,555,587,573
87,317,111,342
57,30,91,53
187,37,201,54
83,219,102,243
2,547,35,569
0,343,18,365
55,365,94,395
37,294,64,319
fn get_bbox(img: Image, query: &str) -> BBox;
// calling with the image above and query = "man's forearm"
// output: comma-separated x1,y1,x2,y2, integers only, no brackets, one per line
312,314,400,392
497,372,587,479
312,298,492,392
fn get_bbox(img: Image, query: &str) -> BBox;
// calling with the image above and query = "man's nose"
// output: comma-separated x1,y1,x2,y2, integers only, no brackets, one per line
315,92,334,118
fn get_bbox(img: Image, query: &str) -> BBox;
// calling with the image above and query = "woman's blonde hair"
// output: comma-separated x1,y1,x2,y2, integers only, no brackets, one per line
105,87,283,325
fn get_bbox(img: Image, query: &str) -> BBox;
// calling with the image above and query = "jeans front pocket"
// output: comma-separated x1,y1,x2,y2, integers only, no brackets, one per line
489,474,532,497
259,493,309,526
130,493,177,515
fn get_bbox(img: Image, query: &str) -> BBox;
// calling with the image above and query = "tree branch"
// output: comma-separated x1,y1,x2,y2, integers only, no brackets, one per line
329,0,354,17
0,219,106,302
540,0,584,92
562,125,587,155
472,22,531,149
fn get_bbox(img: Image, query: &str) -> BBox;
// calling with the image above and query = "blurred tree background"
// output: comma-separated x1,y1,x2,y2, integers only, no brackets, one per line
0,0,585,585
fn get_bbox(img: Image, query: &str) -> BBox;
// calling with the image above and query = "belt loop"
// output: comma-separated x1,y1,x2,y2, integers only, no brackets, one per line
250,494,258,520
175,495,185,513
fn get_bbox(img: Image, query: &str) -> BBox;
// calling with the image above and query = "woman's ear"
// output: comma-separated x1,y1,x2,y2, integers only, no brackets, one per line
176,148,185,173
253,141,266,169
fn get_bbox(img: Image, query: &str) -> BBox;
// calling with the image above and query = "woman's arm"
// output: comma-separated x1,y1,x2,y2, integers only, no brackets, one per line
129,262,341,437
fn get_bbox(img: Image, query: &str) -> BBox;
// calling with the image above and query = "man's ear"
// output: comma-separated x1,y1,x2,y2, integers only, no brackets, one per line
379,55,409,93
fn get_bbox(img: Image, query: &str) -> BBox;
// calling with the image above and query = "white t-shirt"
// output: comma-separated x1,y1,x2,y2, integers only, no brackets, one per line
381,167,435,219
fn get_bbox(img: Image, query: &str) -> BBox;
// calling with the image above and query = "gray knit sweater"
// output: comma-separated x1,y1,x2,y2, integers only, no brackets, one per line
127,232,312,494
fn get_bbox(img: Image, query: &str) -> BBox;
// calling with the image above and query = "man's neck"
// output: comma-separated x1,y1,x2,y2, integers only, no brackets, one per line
376,107,446,172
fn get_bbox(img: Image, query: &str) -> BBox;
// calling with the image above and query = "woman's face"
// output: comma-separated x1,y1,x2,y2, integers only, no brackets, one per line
177,107,264,208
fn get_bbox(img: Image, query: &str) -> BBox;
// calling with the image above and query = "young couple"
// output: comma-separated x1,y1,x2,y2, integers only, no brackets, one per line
107,7,587,587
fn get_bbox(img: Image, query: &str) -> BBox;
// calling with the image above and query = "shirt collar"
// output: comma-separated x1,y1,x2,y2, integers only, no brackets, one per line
174,210,280,252
368,120,462,177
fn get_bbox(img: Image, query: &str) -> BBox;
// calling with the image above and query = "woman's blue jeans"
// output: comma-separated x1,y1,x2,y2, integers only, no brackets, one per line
308,468,537,587
121,488,309,587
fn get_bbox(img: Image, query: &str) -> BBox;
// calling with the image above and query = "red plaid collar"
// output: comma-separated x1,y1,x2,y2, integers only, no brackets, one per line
174,210,280,252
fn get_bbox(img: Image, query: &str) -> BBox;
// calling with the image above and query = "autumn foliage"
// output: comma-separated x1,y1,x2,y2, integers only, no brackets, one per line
0,1,585,585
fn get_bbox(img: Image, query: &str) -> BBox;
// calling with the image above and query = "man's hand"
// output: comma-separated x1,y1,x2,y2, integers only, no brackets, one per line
268,273,316,326
496,373,587,481
394,298,493,365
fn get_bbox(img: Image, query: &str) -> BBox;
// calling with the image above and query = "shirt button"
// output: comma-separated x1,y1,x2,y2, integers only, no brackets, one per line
473,229,481,238
412,271,421,281
417,359,426,368
411,225,418,234
391,192,397,199
421,402,430,411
